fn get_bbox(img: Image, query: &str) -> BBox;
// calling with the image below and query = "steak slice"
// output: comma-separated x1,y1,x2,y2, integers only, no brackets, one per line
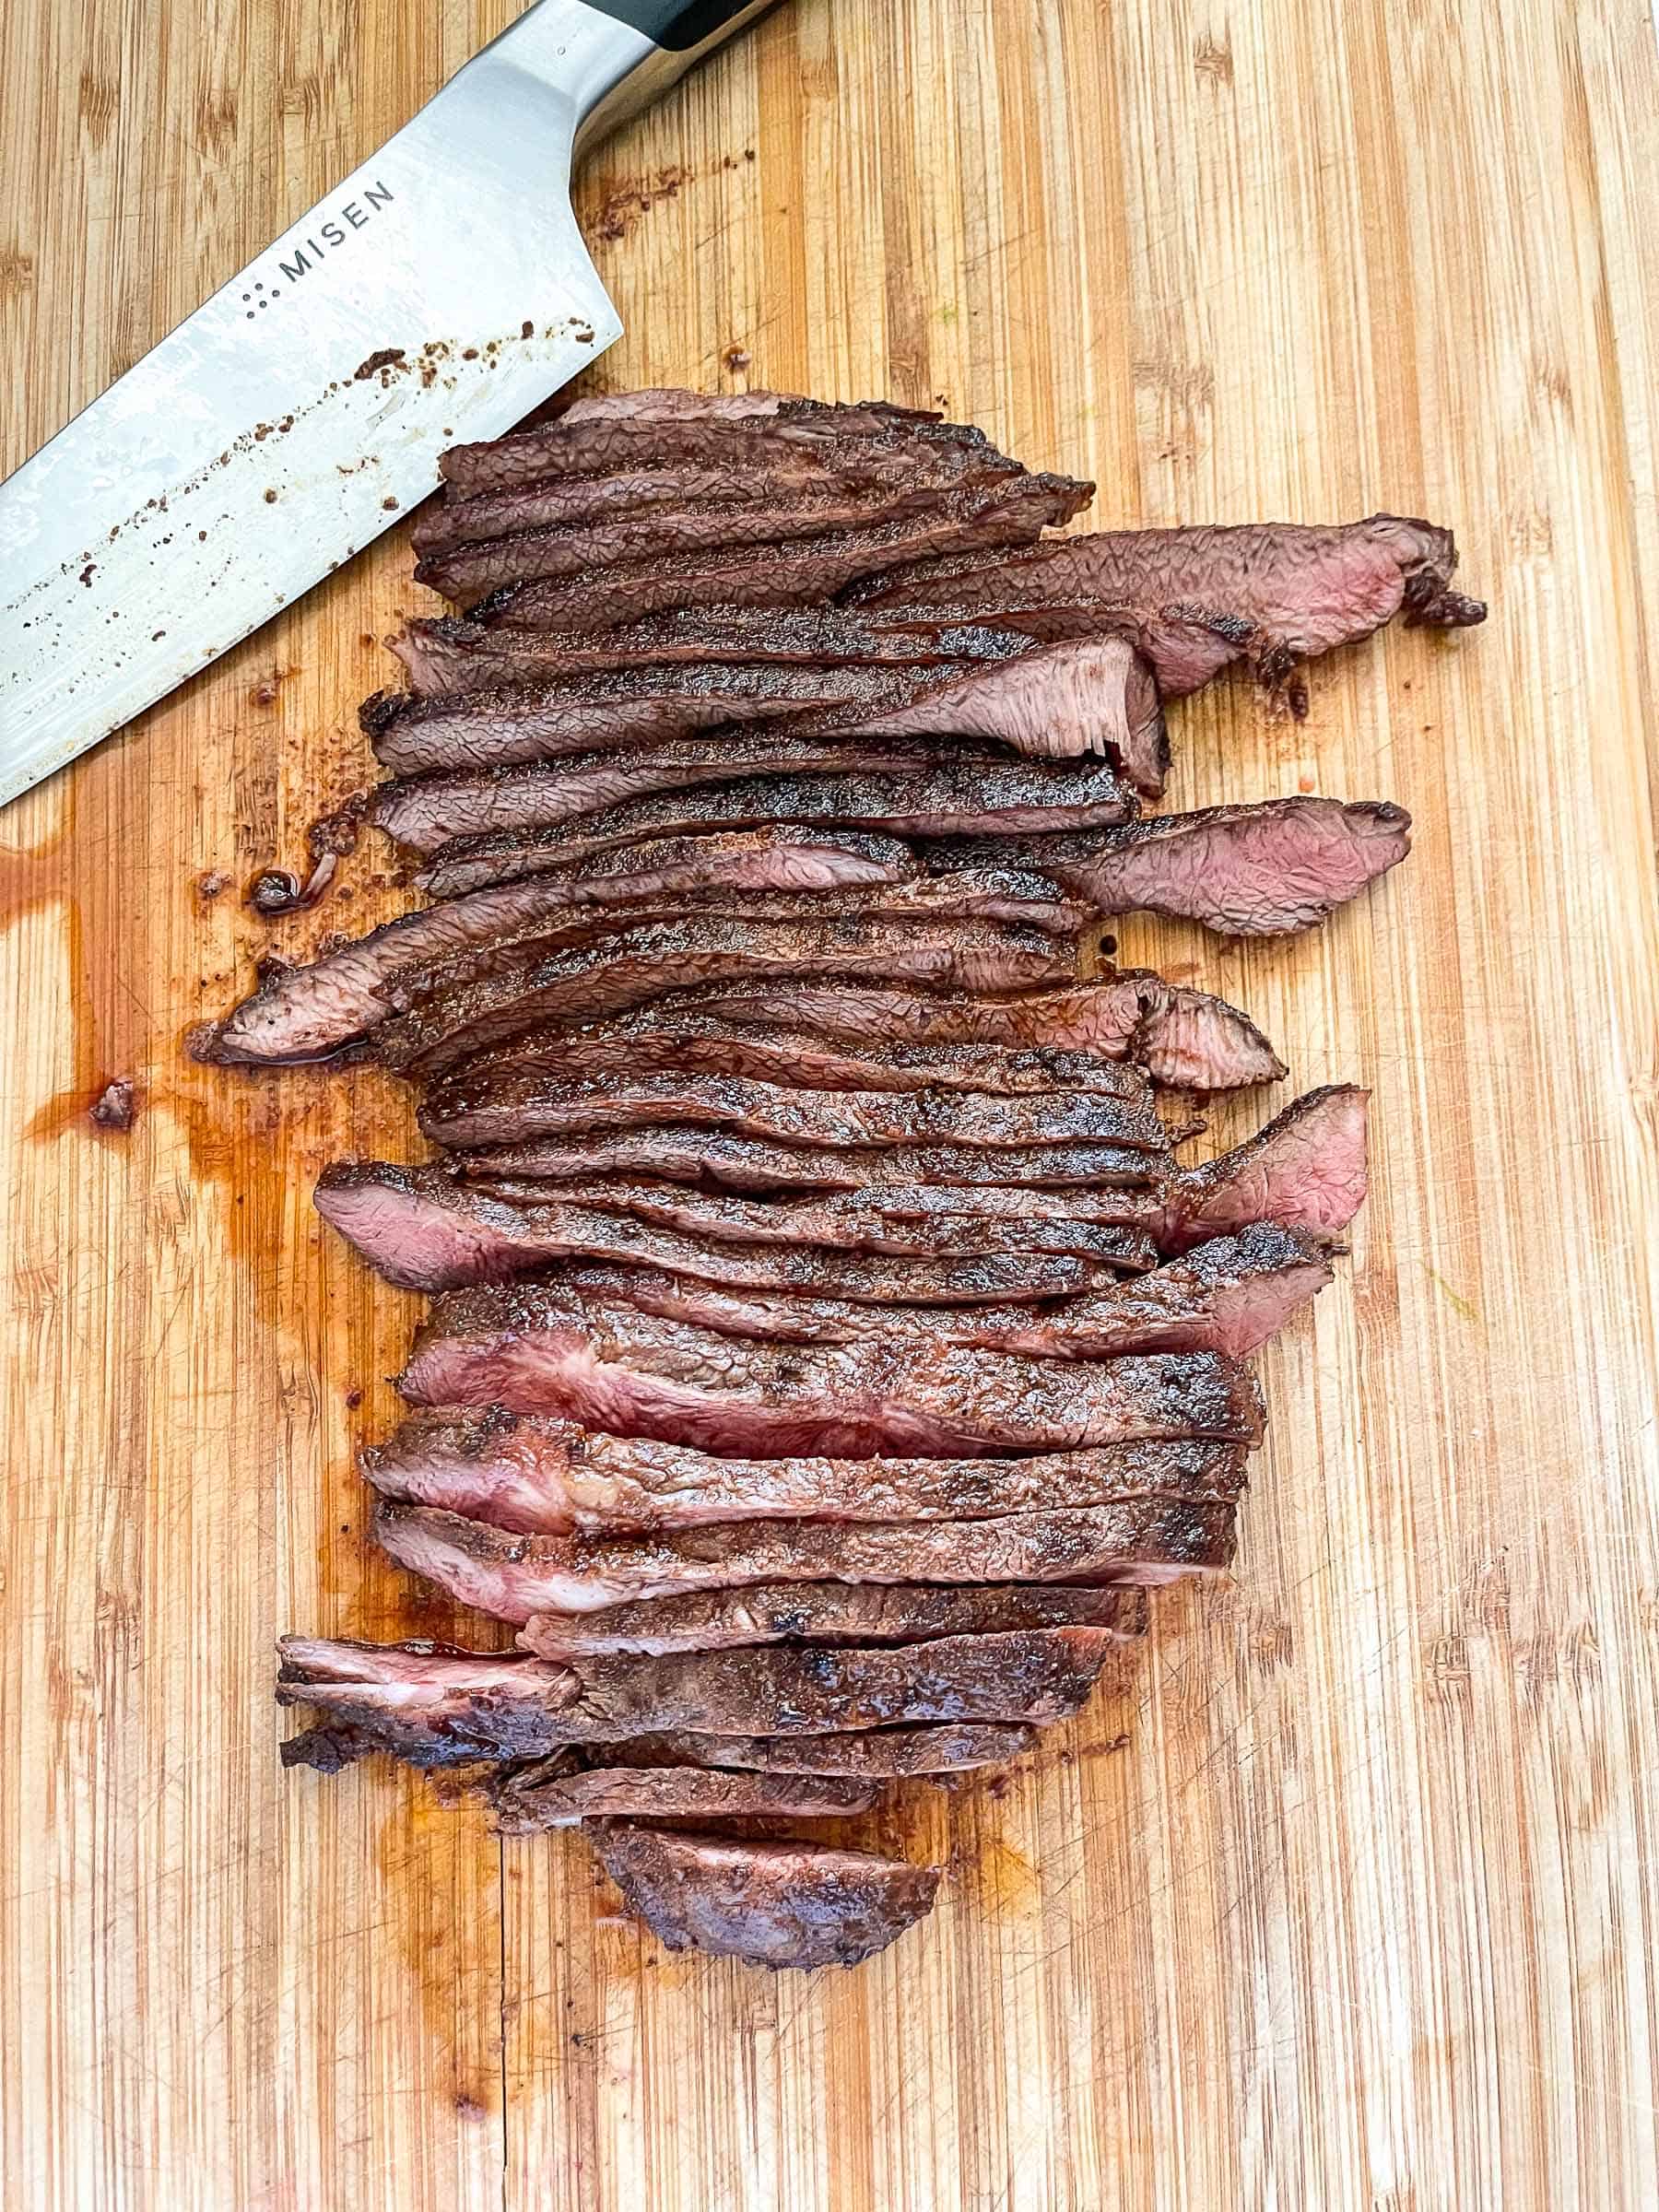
925,796,1412,936
276,1625,1124,1743
380,1498,1236,1619
483,1761,882,1829
556,1724,1041,1775
431,1006,1151,1100
388,605,1046,690
377,876,1090,1011
313,1163,1157,1293
361,1417,1244,1534
279,1712,1033,1779
396,1087,1357,1270
453,1135,1163,1196
476,477,1093,629
396,1285,1266,1454
519,1581,1147,1655
688,975,1285,1090
416,484,1011,606
416,1064,1172,1153
437,394,986,494
556,1224,1334,1361
364,669,1020,776
315,1164,1148,1298
409,761,1137,889
851,514,1487,691
373,918,1079,1075
199,836,918,1065
411,437,1014,551
591,1826,942,1970
1163,1085,1369,1248
841,636,1167,789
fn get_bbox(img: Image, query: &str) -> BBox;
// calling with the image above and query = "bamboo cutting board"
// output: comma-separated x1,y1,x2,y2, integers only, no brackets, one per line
4,1,1658,2204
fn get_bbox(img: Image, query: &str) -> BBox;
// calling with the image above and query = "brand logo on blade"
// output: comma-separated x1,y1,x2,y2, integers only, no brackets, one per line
241,182,396,317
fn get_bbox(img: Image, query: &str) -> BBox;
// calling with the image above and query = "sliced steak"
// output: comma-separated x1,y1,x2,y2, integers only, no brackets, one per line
453,1134,1164,1196
519,1581,1147,1655
430,1007,1151,1100
925,797,1413,936
687,974,1285,1089
410,441,1012,553
840,636,1167,789
201,846,951,1066
372,918,1080,1075
477,476,1093,629
388,605,1047,690
380,1498,1236,1619
401,1089,1355,1266
438,395,989,493
396,1284,1266,1454
410,760,1136,889
276,1625,1123,1744
314,1165,1151,1299
417,483,1013,606
365,669,1019,776
317,1162,1155,1289
557,1224,1335,1361
1163,1085,1369,1248
484,1760,882,1829
561,1723,1041,1776
852,514,1487,690
591,1827,942,1970
201,839,970,1066
416,1064,1171,1153
377,877,1090,1012
361,1415,1246,1533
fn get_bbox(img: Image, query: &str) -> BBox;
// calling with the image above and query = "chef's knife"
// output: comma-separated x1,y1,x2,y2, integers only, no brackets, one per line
0,0,775,807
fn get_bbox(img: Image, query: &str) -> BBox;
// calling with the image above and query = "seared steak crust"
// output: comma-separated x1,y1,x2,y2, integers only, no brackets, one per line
277,1626,1124,1744
591,1825,942,1970
518,1580,1147,1655
360,1416,1246,1534
314,1162,1148,1300
396,1283,1265,1456
379,1497,1237,1619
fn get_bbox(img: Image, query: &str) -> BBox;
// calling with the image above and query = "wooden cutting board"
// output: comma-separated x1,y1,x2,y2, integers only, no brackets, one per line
4,2,1657,2204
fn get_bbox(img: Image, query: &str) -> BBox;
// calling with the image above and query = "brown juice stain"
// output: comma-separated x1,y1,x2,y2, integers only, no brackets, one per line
375,1775,504,2106
14,578,514,2106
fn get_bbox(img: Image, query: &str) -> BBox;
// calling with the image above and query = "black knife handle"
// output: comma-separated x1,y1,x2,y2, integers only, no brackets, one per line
585,0,769,53
572,0,777,159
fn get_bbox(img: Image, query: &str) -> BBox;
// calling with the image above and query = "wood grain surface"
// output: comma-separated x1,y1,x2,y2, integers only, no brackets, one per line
4,1,1658,2205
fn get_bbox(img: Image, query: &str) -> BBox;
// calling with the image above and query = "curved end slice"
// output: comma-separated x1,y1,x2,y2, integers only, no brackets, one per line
1394,517,1487,629
1132,978,1288,1090
592,1824,943,1970
1164,1087,1369,1250
1071,796,1412,936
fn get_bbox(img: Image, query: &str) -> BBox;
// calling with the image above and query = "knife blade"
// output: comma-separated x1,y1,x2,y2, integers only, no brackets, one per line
0,0,774,807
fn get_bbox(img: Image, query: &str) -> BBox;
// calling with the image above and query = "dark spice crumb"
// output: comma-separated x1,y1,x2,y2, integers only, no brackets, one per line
248,869,303,914
309,791,367,857
354,347,406,381
724,343,752,371
89,1078,137,1132
197,869,229,900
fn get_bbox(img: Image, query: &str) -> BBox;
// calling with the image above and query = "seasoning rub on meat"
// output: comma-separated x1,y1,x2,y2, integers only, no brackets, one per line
195,387,1478,1965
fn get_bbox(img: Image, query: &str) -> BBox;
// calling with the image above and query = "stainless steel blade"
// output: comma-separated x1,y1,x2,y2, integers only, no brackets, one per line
0,0,658,807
